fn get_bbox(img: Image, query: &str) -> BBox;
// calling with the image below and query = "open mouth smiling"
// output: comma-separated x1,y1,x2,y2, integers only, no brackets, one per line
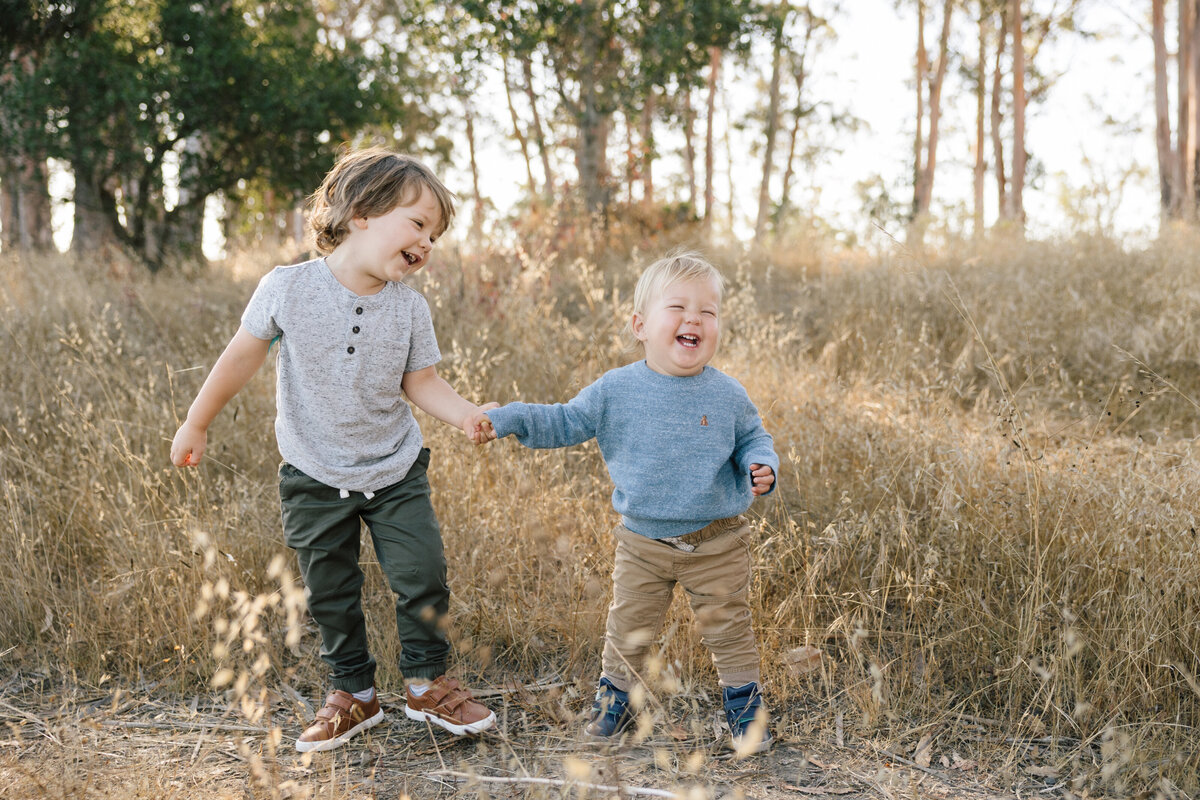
402,250,421,266
677,334,700,348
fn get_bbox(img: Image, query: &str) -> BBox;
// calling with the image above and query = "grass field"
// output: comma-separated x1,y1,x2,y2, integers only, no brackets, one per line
1,227,1198,798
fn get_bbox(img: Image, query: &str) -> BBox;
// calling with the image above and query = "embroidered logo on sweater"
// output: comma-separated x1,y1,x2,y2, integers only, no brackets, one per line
700,415,708,426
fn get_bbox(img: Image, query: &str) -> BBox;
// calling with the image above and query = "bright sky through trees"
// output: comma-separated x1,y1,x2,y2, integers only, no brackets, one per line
37,0,1163,255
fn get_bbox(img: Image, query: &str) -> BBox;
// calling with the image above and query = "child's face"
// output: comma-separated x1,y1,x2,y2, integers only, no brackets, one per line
349,184,443,283
631,277,721,377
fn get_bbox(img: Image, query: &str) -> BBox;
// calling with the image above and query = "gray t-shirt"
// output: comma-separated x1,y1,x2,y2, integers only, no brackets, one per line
241,258,441,493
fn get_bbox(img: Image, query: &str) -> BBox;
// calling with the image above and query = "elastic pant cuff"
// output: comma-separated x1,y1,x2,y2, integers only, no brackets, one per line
401,663,448,682
331,674,376,694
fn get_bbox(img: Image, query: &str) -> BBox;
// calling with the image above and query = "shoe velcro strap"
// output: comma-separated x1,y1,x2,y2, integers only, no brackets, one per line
317,692,356,719
425,678,463,702
428,684,474,713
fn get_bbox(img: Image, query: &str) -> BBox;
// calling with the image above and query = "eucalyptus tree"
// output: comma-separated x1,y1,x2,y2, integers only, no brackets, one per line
459,0,753,218
1152,0,1200,222
910,0,955,236
749,2,842,243
988,0,1084,231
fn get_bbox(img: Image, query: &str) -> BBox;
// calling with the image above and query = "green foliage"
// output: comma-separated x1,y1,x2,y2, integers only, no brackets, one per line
1,0,411,268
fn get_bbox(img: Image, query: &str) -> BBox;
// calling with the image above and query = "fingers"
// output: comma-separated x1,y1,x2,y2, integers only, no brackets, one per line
749,463,775,496
464,409,497,445
473,416,496,445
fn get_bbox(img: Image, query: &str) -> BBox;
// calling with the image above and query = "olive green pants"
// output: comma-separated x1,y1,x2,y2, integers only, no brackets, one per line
601,518,761,692
279,448,449,693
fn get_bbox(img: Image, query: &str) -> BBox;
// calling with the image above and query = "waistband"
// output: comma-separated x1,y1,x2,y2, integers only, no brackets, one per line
659,516,746,551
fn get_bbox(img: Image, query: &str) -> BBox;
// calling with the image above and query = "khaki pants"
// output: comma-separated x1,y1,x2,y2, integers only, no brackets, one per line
601,518,760,692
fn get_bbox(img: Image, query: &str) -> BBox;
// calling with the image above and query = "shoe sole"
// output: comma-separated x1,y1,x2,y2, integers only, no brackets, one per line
729,733,774,755
582,718,633,743
295,709,386,753
404,704,496,736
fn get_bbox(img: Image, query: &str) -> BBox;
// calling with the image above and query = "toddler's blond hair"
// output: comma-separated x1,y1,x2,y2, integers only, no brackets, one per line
307,147,456,255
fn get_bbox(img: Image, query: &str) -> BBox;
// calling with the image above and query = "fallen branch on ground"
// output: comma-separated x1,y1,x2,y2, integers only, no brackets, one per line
430,769,680,798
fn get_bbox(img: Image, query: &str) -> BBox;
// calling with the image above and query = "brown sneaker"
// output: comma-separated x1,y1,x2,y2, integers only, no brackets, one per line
295,689,384,753
403,675,495,735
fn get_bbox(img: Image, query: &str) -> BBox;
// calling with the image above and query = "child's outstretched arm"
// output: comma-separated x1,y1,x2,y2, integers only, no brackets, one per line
171,326,271,467
402,365,497,440
480,379,603,451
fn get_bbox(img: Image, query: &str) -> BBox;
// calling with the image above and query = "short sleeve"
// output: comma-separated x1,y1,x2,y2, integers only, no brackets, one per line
241,270,283,341
404,291,441,373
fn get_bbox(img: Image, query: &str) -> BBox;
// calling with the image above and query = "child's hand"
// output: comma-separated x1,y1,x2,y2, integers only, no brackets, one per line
749,464,775,496
171,421,207,467
463,403,499,445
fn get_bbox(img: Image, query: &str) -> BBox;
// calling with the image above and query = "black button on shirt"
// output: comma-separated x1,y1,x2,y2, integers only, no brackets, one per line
355,307,363,315
347,346,355,354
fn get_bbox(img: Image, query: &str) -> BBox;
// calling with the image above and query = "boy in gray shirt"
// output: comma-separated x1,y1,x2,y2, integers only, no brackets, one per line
172,148,495,751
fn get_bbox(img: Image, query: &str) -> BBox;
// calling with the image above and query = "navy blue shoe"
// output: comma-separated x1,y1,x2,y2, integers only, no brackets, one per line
583,678,632,739
722,681,773,754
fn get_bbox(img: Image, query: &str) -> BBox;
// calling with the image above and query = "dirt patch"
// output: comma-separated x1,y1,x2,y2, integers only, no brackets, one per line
0,676,1070,799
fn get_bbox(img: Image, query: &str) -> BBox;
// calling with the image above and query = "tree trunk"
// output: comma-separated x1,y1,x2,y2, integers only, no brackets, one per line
912,0,928,221
1,156,54,253
1193,0,1200,211
0,167,16,252
681,89,698,212
641,91,654,204
572,2,615,216
523,57,555,194
916,0,954,219
778,78,806,227
1010,0,1027,227
290,194,305,245
164,131,208,266
625,113,637,204
703,45,721,234
1179,0,1198,218
464,101,485,243
778,19,813,229
991,7,1009,219
724,79,737,232
754,23,785,243
974,2,988,238
1154,0,1176,220
70,164,117,254
503,57,538,197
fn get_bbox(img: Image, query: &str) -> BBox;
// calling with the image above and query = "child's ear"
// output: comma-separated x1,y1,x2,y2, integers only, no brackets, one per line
352,216,369,230
630,312,647,341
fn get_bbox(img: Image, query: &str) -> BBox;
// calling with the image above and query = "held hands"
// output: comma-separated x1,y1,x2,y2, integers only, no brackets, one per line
749,463,775,496
463,403,499,445
170,421,207,467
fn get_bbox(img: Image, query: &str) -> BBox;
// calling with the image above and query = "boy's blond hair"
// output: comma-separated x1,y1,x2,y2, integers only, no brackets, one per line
626,250,726,350
307,146,456,255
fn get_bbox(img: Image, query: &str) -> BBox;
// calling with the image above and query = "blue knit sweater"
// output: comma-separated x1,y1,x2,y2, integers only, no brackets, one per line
485,361,778,538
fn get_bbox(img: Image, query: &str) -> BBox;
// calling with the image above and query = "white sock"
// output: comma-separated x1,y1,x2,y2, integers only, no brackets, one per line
408,682,430,697
352,687,375,702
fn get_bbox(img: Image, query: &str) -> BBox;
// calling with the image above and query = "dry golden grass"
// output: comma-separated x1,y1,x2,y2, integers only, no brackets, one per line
1,227,1198,798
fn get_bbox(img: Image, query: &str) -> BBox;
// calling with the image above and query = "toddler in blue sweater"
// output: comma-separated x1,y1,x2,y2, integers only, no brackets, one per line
471,251,777,754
